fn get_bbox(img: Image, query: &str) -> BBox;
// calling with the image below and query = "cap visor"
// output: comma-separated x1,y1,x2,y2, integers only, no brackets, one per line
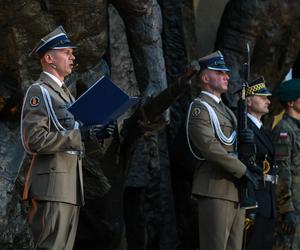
255,89,272,96
52,43,77,49
207,65,230,72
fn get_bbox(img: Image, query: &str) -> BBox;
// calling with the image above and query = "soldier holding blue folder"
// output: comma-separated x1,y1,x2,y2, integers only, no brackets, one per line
20,26,113,250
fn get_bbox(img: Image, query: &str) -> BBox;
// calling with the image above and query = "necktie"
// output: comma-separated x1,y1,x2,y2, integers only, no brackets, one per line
61,83,75,102
219,101,235,124
219,101,227,113
61,83,68,93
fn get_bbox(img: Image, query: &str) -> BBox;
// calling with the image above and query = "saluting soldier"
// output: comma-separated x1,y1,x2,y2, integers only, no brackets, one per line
243,76,276,250
186,51,258,250
21,26,109,250
272,79,300,250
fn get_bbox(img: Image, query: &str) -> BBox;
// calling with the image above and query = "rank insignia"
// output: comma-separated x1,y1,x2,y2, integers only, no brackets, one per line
30,96,40,107
192,107,201,117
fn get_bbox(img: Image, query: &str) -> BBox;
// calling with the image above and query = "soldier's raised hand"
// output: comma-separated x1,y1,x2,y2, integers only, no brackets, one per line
178,60,201,86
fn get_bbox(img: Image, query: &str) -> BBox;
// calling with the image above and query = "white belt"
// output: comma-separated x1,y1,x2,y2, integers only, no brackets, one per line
66,150,78,155
263,174,278,184
66,150,84,159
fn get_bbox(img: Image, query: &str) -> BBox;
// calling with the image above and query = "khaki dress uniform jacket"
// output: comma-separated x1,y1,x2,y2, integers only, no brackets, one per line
188,93,246,250
21,72,84,206
189,93,246,200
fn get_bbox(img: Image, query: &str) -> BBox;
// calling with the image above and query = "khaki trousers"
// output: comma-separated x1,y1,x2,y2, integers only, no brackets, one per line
198,197,245,250
29,200,80,250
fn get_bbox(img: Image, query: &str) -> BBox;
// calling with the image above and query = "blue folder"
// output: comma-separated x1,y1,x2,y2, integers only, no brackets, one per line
68,76,140,125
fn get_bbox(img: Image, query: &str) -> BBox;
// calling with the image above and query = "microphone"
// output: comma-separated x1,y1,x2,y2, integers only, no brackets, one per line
50,64,57,69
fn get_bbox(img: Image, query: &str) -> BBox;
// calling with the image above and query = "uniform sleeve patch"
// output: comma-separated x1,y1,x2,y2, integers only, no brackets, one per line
192,107,201,117
30,96,40,107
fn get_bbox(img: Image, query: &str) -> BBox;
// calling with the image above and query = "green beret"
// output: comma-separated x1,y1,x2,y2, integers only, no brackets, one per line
275,78,300,102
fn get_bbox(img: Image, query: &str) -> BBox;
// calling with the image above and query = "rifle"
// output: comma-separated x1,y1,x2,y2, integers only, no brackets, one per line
237,43,258,209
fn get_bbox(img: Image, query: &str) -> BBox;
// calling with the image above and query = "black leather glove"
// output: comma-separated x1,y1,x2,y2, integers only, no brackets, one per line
80,122,116,141
238,128,255,144
100,121,117,139
282,211,298,235
244,169,260,189
80,124,104,141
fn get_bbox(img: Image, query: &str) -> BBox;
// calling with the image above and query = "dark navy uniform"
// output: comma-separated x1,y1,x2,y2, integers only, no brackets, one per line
242,76,276,250
245,118,276,250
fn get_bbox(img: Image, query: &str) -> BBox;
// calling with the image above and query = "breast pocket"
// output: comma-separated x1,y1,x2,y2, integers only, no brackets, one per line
219,120,234,137
219,120,235,152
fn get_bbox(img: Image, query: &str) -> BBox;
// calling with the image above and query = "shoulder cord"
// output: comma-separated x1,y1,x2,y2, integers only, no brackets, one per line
186,98,237,160
40,85,67,131
40,85,79,130
21,83,78,155
198,99,236,146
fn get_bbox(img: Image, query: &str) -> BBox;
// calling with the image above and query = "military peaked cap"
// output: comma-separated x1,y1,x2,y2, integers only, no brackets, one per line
245,76,272,97
198,50,230,72
31,25,76,56
275,78,300,102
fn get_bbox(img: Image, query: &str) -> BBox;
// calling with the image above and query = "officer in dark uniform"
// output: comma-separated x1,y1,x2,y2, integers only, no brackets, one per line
244,76,276,250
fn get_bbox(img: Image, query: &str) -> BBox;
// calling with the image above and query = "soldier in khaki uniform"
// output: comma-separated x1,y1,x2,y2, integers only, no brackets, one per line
186,51,258,250
272,79,300,250
21,26,109,250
